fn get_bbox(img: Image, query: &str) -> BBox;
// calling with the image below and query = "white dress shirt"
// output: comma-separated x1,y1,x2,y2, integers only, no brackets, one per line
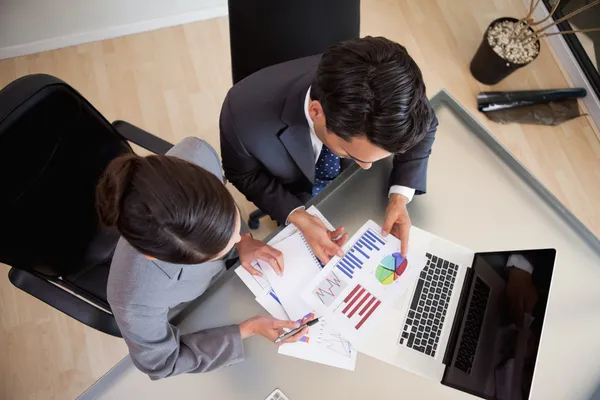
286,89,415,223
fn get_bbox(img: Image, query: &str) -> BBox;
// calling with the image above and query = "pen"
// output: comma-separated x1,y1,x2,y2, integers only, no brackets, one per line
274,317,320,344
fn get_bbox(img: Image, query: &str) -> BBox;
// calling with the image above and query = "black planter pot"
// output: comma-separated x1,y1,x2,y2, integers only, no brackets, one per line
470,17,540,85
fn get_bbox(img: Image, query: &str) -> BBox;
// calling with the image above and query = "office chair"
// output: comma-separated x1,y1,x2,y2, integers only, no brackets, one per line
227,0,361,229
0,74,173,337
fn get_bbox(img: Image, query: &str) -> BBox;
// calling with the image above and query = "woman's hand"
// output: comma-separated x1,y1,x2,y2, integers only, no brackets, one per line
235,234,284,276
239,316,309,345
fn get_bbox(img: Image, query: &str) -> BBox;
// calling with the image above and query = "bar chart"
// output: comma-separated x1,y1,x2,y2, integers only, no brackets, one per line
335,228,387,279
340,284,381,330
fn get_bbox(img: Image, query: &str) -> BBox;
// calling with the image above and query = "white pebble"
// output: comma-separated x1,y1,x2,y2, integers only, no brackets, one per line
487,20,540,64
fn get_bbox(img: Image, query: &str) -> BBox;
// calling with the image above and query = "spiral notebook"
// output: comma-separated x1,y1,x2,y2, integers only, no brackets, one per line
259,207,332,320
236,207,357,370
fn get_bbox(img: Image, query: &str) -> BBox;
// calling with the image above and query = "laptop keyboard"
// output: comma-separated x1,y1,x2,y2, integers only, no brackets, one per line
398,253,458,357
454,277,490,374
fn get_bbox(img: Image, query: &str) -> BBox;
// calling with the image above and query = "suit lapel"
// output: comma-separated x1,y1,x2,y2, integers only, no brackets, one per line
279,71,316,184
279,125,315,184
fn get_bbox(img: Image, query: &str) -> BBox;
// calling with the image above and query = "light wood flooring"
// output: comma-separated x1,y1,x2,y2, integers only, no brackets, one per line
1,0,599,398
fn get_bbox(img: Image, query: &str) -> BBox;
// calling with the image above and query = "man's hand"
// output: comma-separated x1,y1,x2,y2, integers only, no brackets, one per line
382,194,411,257
235,234,284,276
239,316,310,345
288,208,349,264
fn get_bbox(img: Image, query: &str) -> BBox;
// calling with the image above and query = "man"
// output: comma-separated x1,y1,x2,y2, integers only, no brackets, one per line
220,36,437,266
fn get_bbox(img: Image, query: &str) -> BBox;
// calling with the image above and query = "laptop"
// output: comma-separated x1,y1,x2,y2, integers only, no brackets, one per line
360,230,556,400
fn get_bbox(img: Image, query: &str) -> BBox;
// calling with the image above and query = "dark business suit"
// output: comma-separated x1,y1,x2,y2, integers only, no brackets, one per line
220,55,438,225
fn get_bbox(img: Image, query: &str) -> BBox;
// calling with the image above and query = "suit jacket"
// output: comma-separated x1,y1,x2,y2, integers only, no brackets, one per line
220,54,438,225
107,137,244,380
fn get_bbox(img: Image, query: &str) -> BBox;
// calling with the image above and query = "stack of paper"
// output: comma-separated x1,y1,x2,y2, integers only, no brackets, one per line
237,211,436,373
235,206,357,371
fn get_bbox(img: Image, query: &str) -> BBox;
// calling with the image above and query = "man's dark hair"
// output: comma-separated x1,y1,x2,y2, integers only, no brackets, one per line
96,153,237,264
310,36,432,154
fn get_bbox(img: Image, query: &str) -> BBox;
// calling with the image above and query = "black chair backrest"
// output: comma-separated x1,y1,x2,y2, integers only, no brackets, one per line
228,0,360,84
0,75,131,277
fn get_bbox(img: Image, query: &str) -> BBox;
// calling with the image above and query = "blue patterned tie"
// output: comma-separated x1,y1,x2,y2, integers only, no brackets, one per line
312,145,341,196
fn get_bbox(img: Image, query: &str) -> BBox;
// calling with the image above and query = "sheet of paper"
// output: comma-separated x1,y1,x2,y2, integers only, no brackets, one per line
261,235,322,320
278,313,357,371
235,206,331,299
256,292,289,320
259,206,334,320
255,278,357,372
235,260,272,297
301,220,428,344
236,206,357,371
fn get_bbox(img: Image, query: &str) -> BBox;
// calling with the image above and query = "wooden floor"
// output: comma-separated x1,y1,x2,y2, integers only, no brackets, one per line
1,0,599,398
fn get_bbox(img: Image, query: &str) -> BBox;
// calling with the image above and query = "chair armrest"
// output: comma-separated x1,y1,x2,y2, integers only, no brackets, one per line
8,268,121,337
112,120,174,155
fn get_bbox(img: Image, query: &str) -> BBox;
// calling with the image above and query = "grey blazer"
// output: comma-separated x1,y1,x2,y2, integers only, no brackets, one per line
107,137,244,380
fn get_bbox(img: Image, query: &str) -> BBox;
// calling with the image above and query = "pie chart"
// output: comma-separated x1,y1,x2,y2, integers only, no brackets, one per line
376,252,408,285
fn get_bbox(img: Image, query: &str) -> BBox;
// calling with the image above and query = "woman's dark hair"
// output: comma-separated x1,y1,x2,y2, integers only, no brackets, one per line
311,36,432,154
96,153,237,264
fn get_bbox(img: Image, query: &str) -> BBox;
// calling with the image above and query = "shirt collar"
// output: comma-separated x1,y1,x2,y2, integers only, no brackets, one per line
304,87,323,159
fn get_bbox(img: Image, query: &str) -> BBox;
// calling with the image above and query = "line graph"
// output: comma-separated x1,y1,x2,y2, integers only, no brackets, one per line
314,271,348,306
318,332,353,358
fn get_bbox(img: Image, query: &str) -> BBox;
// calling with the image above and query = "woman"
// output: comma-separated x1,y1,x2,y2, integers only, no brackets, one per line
98,137,307,380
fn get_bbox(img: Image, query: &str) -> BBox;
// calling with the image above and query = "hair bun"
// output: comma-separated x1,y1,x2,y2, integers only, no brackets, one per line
96,154,139,228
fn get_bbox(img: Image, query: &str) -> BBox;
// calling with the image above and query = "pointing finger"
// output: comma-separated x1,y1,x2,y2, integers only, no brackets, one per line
399,222,410,257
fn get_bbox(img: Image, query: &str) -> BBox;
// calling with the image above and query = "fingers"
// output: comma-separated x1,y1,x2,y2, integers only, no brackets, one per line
314,235,344,264
328,226,345,240
279,326,309,345
274,319,300,330
329,227,349,247
257,247,284,276
399,222,410,257
241,261,262,277
335,233,349,247
314,247,331,265
325,240,343,259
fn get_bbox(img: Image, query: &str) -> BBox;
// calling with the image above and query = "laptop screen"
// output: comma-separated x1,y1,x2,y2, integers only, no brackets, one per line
442,249,556,399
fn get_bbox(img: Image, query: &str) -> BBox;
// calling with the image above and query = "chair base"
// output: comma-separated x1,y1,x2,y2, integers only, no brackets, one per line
248,209,267,230
8,268,121,337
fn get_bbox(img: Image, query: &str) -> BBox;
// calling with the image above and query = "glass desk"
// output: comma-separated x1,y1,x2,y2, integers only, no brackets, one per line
80,91,600,400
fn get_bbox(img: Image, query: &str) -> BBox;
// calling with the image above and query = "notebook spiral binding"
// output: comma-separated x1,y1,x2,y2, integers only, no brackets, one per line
298,231,324,268
288,207,332,269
